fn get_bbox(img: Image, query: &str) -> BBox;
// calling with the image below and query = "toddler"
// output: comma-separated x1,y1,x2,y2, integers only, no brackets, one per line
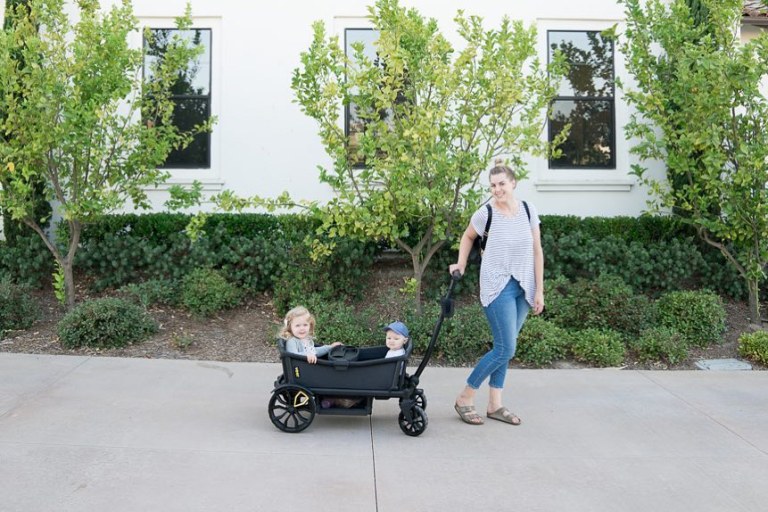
280,306,340,364
384,321,409,358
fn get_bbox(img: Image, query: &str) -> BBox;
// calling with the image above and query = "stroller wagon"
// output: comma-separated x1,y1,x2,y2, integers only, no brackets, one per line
268,272,460,437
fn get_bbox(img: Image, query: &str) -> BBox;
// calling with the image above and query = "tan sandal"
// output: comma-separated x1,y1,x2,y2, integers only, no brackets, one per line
486,407,521,425
454,403,484,425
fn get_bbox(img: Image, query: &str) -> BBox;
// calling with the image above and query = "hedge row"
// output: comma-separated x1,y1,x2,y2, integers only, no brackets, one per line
0,212,748,300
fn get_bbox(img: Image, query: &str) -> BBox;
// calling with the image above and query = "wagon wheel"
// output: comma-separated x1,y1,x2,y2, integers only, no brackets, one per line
400,390,427,410
398,405,428,437
268,385,316,433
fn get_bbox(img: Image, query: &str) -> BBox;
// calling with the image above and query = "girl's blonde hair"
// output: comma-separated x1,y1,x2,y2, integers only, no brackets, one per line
279,306,315,339
490,157,516,181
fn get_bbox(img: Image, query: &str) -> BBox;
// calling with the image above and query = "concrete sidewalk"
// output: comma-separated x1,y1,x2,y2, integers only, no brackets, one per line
1,353,767,512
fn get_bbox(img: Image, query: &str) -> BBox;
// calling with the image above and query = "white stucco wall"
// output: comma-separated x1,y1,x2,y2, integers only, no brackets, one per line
3,0,671,220
116,0,671,218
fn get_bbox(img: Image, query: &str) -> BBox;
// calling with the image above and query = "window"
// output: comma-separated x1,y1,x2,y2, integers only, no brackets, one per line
548,30,615,169
345,28,379,167
144,28,212,169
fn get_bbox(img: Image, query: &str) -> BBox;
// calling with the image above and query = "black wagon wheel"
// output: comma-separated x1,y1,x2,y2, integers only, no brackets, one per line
268,385,316,433
398,405,428,437
413,390,427,410
400,390,427,410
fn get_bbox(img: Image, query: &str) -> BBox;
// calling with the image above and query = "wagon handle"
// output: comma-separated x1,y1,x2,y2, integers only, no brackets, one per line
413,271,461,379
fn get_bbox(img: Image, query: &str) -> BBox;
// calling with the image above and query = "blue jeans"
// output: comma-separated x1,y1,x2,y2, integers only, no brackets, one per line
466,277,530,390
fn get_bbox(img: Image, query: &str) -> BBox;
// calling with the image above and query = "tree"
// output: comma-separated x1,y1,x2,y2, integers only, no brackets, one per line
287,0,564,311
0,0,51,246
0,0,211,309
616,0,768,322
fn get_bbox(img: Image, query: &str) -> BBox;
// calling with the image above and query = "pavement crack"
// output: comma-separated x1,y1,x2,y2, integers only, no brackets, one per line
0,356,92,421
196,362,234,378
637,370,768,457
370,416,379,512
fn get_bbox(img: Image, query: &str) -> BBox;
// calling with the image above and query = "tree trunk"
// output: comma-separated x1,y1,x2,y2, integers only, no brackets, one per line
63,258,76,311
411,254,424,316
747,278,761,326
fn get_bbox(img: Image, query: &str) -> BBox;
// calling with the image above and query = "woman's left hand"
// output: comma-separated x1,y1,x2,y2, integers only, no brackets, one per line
533,291,545,315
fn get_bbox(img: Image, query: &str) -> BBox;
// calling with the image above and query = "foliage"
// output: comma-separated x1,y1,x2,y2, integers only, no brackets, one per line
271,235,376,316
304,296,375,347
0,0,211,309
52,262,65,305
71,213,375,307
0,0,51,247
277,0,567,311
437,302,492,364
57,297,157,349
0,277,39,333
543,274,654,337
616,0,768,322
118,279,181,308
629,326,689,366
571,328,626,367
655,289,725,347
516,315,571,367
738,331,768,366
0,235,53,287
180,268,242,317
542,231,706,295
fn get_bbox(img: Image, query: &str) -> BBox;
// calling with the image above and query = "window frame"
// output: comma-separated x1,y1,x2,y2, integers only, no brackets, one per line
143,27,213,170
547,29,617,170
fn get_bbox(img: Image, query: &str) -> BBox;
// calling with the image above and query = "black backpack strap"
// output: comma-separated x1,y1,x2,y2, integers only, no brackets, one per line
522,200,530,221
480,203,492,249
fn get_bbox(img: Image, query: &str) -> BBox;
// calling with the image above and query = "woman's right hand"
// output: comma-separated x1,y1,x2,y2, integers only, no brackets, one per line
449,263,464,276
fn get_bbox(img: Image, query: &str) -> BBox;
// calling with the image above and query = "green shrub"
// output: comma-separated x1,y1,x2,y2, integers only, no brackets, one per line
181,268,242,317
655,290,725,347
0,279,40,332
74,213,376,298
738,331,768,366
401,300,442,353
304,296,374,346
544,274,653,337
571,328,626,367
118,279,181,307
630,326,689,366
271,237,375,316
58,297,157,349
437,302,492,364
0,236,54,288
516,316,571,367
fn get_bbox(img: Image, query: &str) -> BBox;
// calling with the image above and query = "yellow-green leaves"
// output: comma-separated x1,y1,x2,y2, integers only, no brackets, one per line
289,0,562,311
0,0,208,308
618,0,768,321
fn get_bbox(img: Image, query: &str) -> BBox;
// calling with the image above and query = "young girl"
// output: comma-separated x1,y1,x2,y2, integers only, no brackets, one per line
280,306,341,364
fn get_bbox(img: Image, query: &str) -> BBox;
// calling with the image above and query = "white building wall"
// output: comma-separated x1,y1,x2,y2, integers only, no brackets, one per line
3,0,672,219
123,0,673,217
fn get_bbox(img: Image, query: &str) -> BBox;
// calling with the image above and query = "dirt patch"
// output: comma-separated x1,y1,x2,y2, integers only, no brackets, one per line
1,288,282,363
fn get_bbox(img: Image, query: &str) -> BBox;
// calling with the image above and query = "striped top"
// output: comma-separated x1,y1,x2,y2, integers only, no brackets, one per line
471,201,540,308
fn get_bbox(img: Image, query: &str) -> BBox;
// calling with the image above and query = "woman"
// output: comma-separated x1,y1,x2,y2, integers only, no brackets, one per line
449,159,544,425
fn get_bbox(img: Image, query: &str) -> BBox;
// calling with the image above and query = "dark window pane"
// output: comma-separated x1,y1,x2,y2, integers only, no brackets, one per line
143,28,212,169
549,31,614,98
550,99,614,168
163,98,210,168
